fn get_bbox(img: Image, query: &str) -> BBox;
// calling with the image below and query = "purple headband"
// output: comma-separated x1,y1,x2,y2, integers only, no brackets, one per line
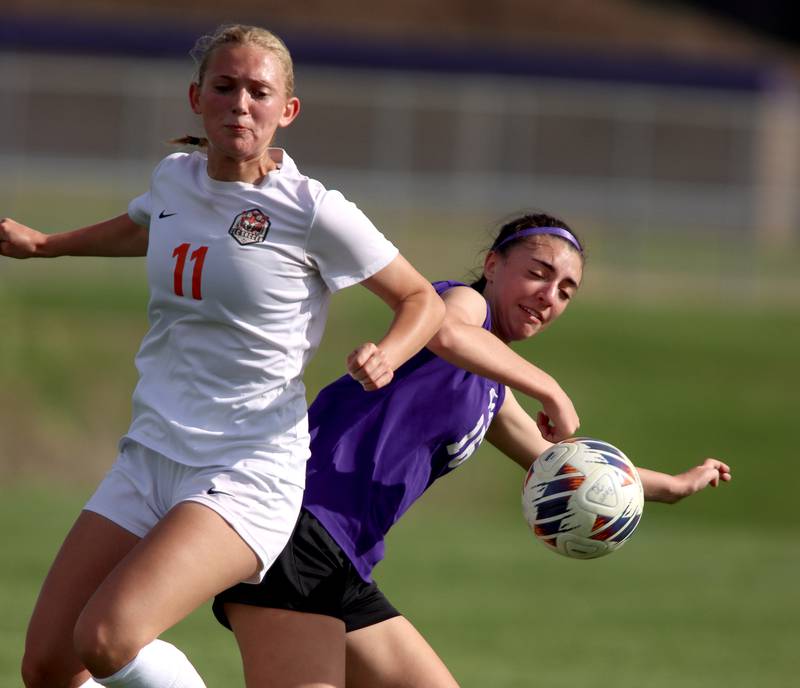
492,226,582,254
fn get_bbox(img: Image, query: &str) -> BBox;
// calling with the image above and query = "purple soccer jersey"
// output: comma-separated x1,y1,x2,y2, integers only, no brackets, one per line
303,281,506,581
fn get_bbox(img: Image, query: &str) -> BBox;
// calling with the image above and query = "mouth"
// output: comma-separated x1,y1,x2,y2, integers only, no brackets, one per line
519,304,544,325
225,124,250,135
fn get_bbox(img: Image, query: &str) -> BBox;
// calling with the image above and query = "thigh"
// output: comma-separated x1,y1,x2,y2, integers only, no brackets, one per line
229,604,346,688
23,510,140,683
214,509,349,630
346,616,459,688
77,501,260,654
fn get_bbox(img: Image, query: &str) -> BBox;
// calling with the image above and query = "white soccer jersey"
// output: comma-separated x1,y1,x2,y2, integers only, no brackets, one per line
124,149,398,482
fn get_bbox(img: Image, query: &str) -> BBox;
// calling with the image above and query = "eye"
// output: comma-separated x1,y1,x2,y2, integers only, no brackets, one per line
251,89,269,100
528,270,546,280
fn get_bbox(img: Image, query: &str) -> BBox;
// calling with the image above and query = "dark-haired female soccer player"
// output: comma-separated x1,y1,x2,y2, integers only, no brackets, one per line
213,212,731,687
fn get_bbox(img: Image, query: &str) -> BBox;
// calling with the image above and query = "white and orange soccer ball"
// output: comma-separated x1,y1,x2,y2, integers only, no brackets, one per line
522,438,644,559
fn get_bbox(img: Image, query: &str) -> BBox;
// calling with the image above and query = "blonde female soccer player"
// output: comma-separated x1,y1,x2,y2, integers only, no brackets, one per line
0,23,478,688
212,213,731,687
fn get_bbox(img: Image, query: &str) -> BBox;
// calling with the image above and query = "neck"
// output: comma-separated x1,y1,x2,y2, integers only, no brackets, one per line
206,148,281,183
483,285,511,343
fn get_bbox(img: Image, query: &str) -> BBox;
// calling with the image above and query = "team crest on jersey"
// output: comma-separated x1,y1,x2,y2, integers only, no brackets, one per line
229,208,271,245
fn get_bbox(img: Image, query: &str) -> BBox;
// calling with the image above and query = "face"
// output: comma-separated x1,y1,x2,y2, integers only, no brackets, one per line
482,236,583,342
189,44,300,169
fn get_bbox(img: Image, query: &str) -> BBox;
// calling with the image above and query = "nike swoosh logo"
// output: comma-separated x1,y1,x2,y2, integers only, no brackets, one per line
206,487,231,497
159,210,177,219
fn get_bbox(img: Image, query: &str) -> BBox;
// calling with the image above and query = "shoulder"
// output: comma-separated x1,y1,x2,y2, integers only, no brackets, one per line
309,188,382,243
150,151,202,180
277,150,368,214
438,284,488,328
312,189,359,220
157,151,197,169
270,149,327,209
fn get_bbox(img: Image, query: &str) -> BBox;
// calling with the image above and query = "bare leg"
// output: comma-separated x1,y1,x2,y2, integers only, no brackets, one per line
346,616,459,688
227,603,346,688
21,511,141,688
73,501,259,678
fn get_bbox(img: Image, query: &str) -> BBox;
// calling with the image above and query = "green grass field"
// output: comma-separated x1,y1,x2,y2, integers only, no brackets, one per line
1,206,798,686
2,487,797,688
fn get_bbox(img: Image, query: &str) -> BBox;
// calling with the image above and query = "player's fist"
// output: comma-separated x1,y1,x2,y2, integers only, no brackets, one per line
536,389,580,443
346,343,394,391
0,218,47,259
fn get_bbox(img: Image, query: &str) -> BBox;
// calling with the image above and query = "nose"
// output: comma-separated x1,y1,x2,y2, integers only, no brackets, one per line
231,88,249,114
536,282,558,308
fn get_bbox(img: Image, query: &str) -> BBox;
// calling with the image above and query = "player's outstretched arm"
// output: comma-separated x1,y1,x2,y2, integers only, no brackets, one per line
488,388,733,505
637,459,732,504
348,254,445,391
0,214,148,259
427,285,578,441
485,388,553,469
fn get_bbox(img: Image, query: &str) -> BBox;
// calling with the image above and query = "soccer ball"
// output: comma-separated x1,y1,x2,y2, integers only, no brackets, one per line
521,437,644,559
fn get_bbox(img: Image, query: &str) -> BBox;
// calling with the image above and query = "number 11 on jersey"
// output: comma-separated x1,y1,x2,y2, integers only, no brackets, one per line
172,243,209,300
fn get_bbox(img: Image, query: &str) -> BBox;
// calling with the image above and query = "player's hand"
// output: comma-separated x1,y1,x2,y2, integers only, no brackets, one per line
346,342,394,391
0,218,47,258
670,458,732,502
536,389,580,442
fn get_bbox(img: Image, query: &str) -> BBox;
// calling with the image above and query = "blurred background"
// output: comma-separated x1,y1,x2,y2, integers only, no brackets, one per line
1,1,798,686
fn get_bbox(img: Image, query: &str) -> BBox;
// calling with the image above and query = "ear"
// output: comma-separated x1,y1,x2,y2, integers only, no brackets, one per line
483,250,498,283
277,96,301,128
189,82,202,115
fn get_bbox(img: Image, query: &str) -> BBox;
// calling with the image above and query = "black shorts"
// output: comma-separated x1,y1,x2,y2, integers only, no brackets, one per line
213,509,400,633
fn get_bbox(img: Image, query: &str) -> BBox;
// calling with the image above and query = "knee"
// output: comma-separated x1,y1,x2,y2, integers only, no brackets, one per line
73,612,139,678
20,651,74,688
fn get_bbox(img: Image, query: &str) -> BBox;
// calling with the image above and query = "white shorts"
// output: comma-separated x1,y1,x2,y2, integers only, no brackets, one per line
83,439,303,583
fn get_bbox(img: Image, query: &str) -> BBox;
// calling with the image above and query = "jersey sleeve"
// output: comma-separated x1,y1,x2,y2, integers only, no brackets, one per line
127,153,181,227
306,190,399,292
127,191,152,227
